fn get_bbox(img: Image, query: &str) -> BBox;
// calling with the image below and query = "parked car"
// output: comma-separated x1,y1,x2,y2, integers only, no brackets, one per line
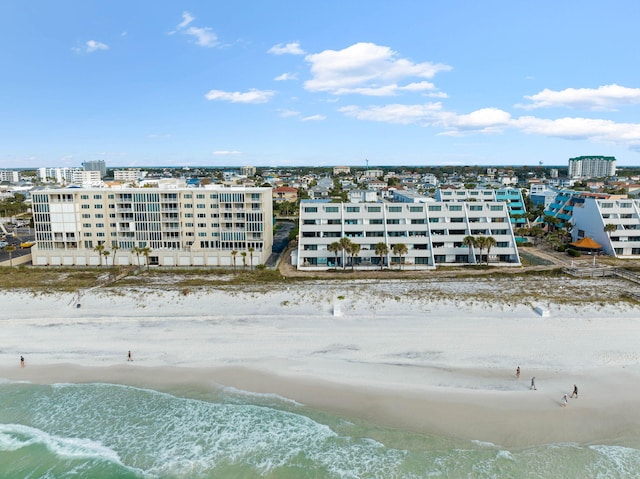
20,241,35,249
0,241,8,248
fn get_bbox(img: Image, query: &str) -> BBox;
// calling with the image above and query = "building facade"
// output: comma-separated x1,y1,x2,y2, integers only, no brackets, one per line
568,156,616,179
296,200,520,270
31,186,273,267
571,197,640,258
83,160,107,178
435,188,527,226
0,170,20,183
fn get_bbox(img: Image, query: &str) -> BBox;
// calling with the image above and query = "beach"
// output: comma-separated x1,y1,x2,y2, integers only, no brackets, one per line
2,276,640,477
2,276,640,446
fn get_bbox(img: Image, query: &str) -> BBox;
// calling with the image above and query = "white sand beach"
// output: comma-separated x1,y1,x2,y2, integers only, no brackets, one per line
2,276,640,448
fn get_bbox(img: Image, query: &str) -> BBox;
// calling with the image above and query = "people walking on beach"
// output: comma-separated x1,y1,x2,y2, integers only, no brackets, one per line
20,356,24,367
570,384,578,398
561,393,568,407
516,366,520,379
127,350,133,362
530,377,536,390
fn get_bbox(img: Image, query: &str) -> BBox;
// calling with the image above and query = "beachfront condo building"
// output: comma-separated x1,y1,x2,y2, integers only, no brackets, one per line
296,200,521,270
568,156,616,179
30,186,273,267
435,188,528,227
571,197,640,258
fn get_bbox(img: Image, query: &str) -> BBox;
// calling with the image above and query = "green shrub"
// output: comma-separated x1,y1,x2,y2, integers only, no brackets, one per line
566,249,581,257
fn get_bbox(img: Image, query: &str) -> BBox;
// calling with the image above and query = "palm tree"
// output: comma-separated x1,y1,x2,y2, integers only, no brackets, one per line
248,246,255,270
93,243,105,267
327,241,341,268
338,237,352,270
141,246,151,271
4,244,16,266
231,250,238,270
131,246,143,269
348,242,360,270
392,243,408,270
374,242,389,270
484,236,497,264
462,235,476,264
241,251,247,269
102,250,111,266
474,236,487,264
604,223,617,237
111,244,120,267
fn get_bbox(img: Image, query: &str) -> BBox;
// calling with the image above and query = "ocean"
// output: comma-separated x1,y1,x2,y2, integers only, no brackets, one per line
1,379,639,478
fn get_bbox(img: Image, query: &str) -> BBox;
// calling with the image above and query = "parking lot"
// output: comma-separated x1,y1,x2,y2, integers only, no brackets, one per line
0,225,35,265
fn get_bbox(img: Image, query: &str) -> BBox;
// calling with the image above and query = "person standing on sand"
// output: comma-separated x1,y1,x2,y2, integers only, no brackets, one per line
127,350,133,362
561,394,568,407
20,356,24,367
516,366,520,379
530,377,536,390
570,384,578,398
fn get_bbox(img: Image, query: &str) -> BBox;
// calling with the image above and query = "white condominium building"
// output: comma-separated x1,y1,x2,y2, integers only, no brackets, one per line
296,200,520,270
31,187,273,267
568,156,616,179
571,197,640,258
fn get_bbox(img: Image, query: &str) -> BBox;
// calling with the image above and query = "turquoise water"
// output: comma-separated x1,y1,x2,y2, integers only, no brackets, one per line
1,380,640,478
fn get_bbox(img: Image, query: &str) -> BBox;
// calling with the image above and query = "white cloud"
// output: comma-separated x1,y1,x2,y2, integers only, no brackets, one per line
172,11,218,47
148,133,172,139
278,109,300,118
304,42,451,96
339,102,445,125
204,88,275,103
213,150,241,156
274,72,298,81
178,11,195,29
340,99,640,149
515,116,640,145
518,84,640,111
184,26,218,47
73,40,109,54
301,114,326,121
268,42,305,55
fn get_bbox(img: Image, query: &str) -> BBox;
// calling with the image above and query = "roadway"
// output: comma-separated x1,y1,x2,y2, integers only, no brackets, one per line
0,225,35,264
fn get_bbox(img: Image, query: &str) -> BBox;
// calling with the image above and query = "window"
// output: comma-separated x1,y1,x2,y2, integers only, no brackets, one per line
370,219,383,224
346,206,360,213
388,206,402,213
428,205,442,211
469,205,483,211
449,205,462,211
367,206,381,212
409,206,423,213
490,205,502,211
304,207,318,213
325,206,339,213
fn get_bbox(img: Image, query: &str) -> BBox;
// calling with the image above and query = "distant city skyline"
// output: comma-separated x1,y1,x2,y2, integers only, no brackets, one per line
2,1,640,169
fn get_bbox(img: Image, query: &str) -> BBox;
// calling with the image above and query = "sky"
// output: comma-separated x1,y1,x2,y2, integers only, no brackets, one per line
2,1,640,169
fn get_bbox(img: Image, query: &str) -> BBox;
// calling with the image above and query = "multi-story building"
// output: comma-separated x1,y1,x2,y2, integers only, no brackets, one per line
0,170,20,183
571,197,640,258
30,186,273,267
240,166,256,177
71,170,102,186
568,156,616,179
296,200,520,270
114,169,145,182
38,167,83,184
435,188,527,227
333,166,351,175
83,160,107,178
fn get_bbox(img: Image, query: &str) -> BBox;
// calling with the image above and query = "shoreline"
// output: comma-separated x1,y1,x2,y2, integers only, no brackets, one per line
3,362,640,448
1,279,640,448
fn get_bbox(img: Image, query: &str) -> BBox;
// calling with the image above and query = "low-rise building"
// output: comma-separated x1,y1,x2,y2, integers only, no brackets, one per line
296,200,520,270
571,197,640,258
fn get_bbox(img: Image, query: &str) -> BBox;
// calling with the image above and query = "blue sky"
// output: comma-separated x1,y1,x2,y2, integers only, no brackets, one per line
2,1,640,169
